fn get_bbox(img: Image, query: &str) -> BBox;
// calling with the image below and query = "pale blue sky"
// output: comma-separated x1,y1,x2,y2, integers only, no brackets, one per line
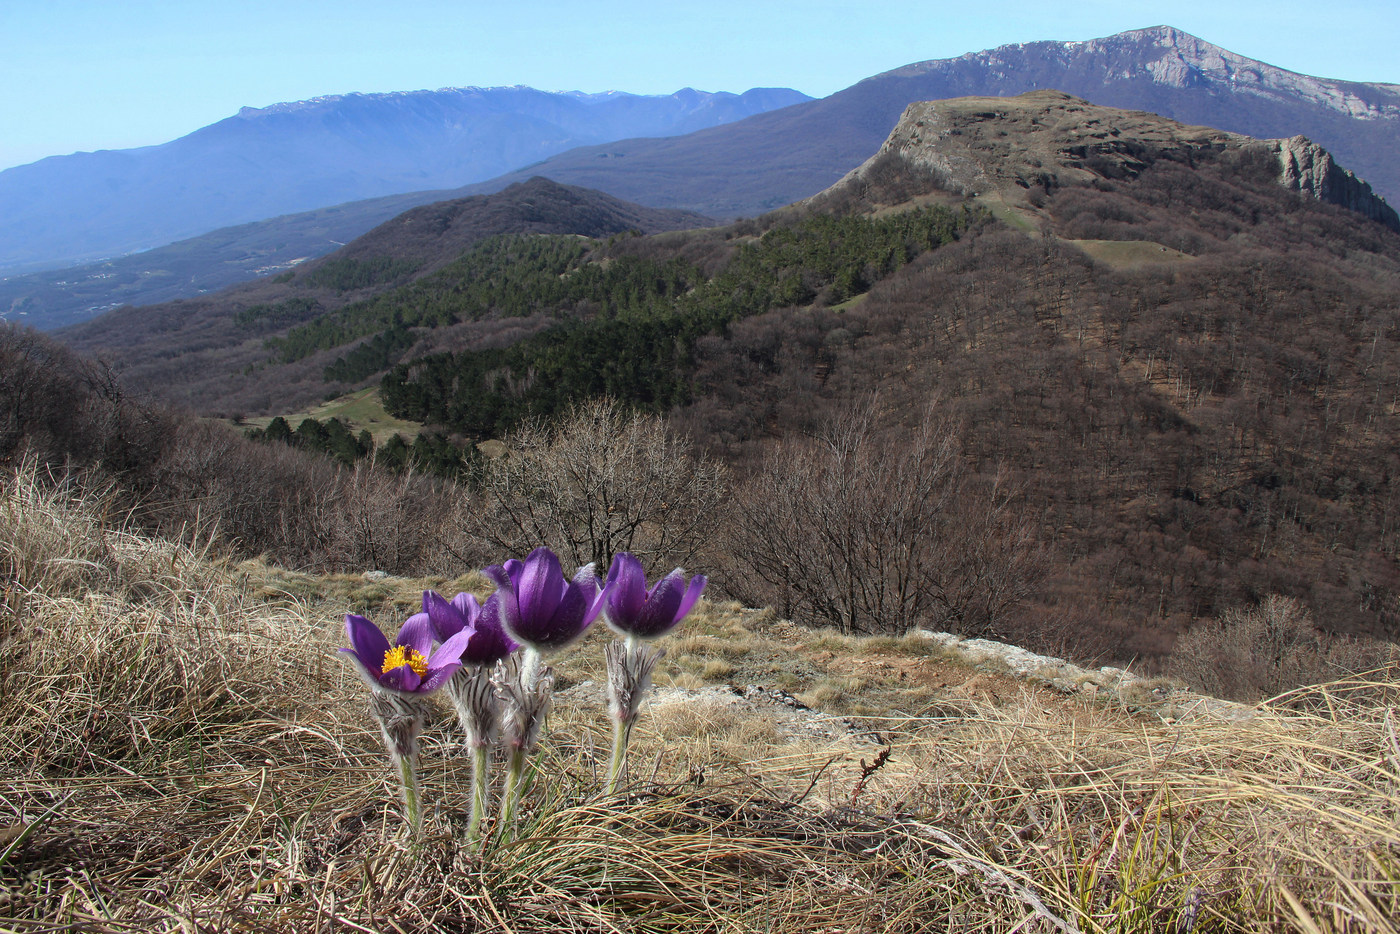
2,0,1395,171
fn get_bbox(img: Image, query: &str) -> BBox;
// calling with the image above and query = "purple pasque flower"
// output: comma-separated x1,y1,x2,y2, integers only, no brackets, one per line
340,611,470,695
420,589,519,666
484,547,606,652
603,552,707,640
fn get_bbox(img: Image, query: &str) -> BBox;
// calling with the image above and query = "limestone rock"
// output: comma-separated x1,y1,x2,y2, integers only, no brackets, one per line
1272,135,1400,230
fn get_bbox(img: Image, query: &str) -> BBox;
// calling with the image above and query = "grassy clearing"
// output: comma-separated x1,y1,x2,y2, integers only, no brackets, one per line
237,387,424,445
973,191,1040,232
828,293,869,313
3,463,1399,932
1066,239,1194,269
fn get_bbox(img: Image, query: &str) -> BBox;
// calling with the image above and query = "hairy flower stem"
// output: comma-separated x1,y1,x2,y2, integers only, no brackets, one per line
444,663,502,845
520,647,542,692
604,637,662,796
369,691,428,840
468,744,490,844
399,755,422,834
497,648,552,838
605,716,637,796
498,746,528,834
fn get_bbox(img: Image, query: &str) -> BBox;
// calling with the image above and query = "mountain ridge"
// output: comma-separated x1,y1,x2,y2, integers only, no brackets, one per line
12,25,1400,330
40,88,1400,670
59,94,1398,424
887,26,1400,120
0,85,807,276
462,25,1400,215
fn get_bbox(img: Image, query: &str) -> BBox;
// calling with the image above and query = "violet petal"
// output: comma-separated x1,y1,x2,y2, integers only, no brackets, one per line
397,613,435,658
676,575,707,622
433,626,473,668
450,591,482,628
345,614,390,671
637,569,686,637
424,590,462,640
418,661,463,694
517,548,565,624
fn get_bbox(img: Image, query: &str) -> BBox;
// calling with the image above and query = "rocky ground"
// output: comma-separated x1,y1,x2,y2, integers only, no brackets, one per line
555,608,1260,753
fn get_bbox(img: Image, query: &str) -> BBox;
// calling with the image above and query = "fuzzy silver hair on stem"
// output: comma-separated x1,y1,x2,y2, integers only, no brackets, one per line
445,663,501,750
418,587,520,845
500,649,553,755
340,611,469,841
369,690,430,833
599,552,705,795
497,648,555,833
484,548,607,837
444,662,505,844
604,638,663,794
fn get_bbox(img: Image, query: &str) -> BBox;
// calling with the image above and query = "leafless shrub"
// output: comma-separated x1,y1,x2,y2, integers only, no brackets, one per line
327,460,440,572
475,398,727,573
0,323,170,473
724,401,1044,636
146,418,338,564
147,420,465,574
1173,594,1399,701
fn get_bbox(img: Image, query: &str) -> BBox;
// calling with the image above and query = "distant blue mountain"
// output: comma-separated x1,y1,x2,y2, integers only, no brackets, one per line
0,85,809,275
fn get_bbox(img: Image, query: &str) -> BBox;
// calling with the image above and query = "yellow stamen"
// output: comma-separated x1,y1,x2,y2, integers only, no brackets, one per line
382,644,429,677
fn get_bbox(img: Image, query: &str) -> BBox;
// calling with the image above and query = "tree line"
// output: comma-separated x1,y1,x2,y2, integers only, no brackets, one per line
246,414,480,479
379,206,974,437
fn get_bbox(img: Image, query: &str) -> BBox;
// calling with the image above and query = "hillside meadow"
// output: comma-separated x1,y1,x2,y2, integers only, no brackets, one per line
3,460,1399,933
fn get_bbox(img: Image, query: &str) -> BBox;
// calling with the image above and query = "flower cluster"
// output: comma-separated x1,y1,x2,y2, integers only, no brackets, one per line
338,546,705,844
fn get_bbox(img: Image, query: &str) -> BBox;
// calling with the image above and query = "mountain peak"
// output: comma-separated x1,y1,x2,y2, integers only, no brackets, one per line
887,27,1400,123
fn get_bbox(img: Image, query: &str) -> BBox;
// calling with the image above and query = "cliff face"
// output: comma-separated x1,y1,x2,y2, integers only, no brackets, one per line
832,91,1400,232
1092,26,1399,121
1271,135,1400,230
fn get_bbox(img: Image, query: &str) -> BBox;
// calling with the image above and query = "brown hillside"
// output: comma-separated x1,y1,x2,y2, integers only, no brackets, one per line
41,93,1400,669
674,111,1400,659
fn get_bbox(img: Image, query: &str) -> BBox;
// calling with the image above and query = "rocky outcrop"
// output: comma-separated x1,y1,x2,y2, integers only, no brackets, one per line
828,91,1400,232
1271,135,1400,231
842,90,1237,197
917,630,1264,723
876,26,1400,204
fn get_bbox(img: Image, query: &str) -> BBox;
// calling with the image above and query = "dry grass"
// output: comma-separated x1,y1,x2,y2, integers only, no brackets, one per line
3,463,1399,932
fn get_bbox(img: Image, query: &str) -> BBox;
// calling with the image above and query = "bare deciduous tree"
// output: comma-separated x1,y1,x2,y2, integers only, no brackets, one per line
475,398,727,573
725,401,1043,636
